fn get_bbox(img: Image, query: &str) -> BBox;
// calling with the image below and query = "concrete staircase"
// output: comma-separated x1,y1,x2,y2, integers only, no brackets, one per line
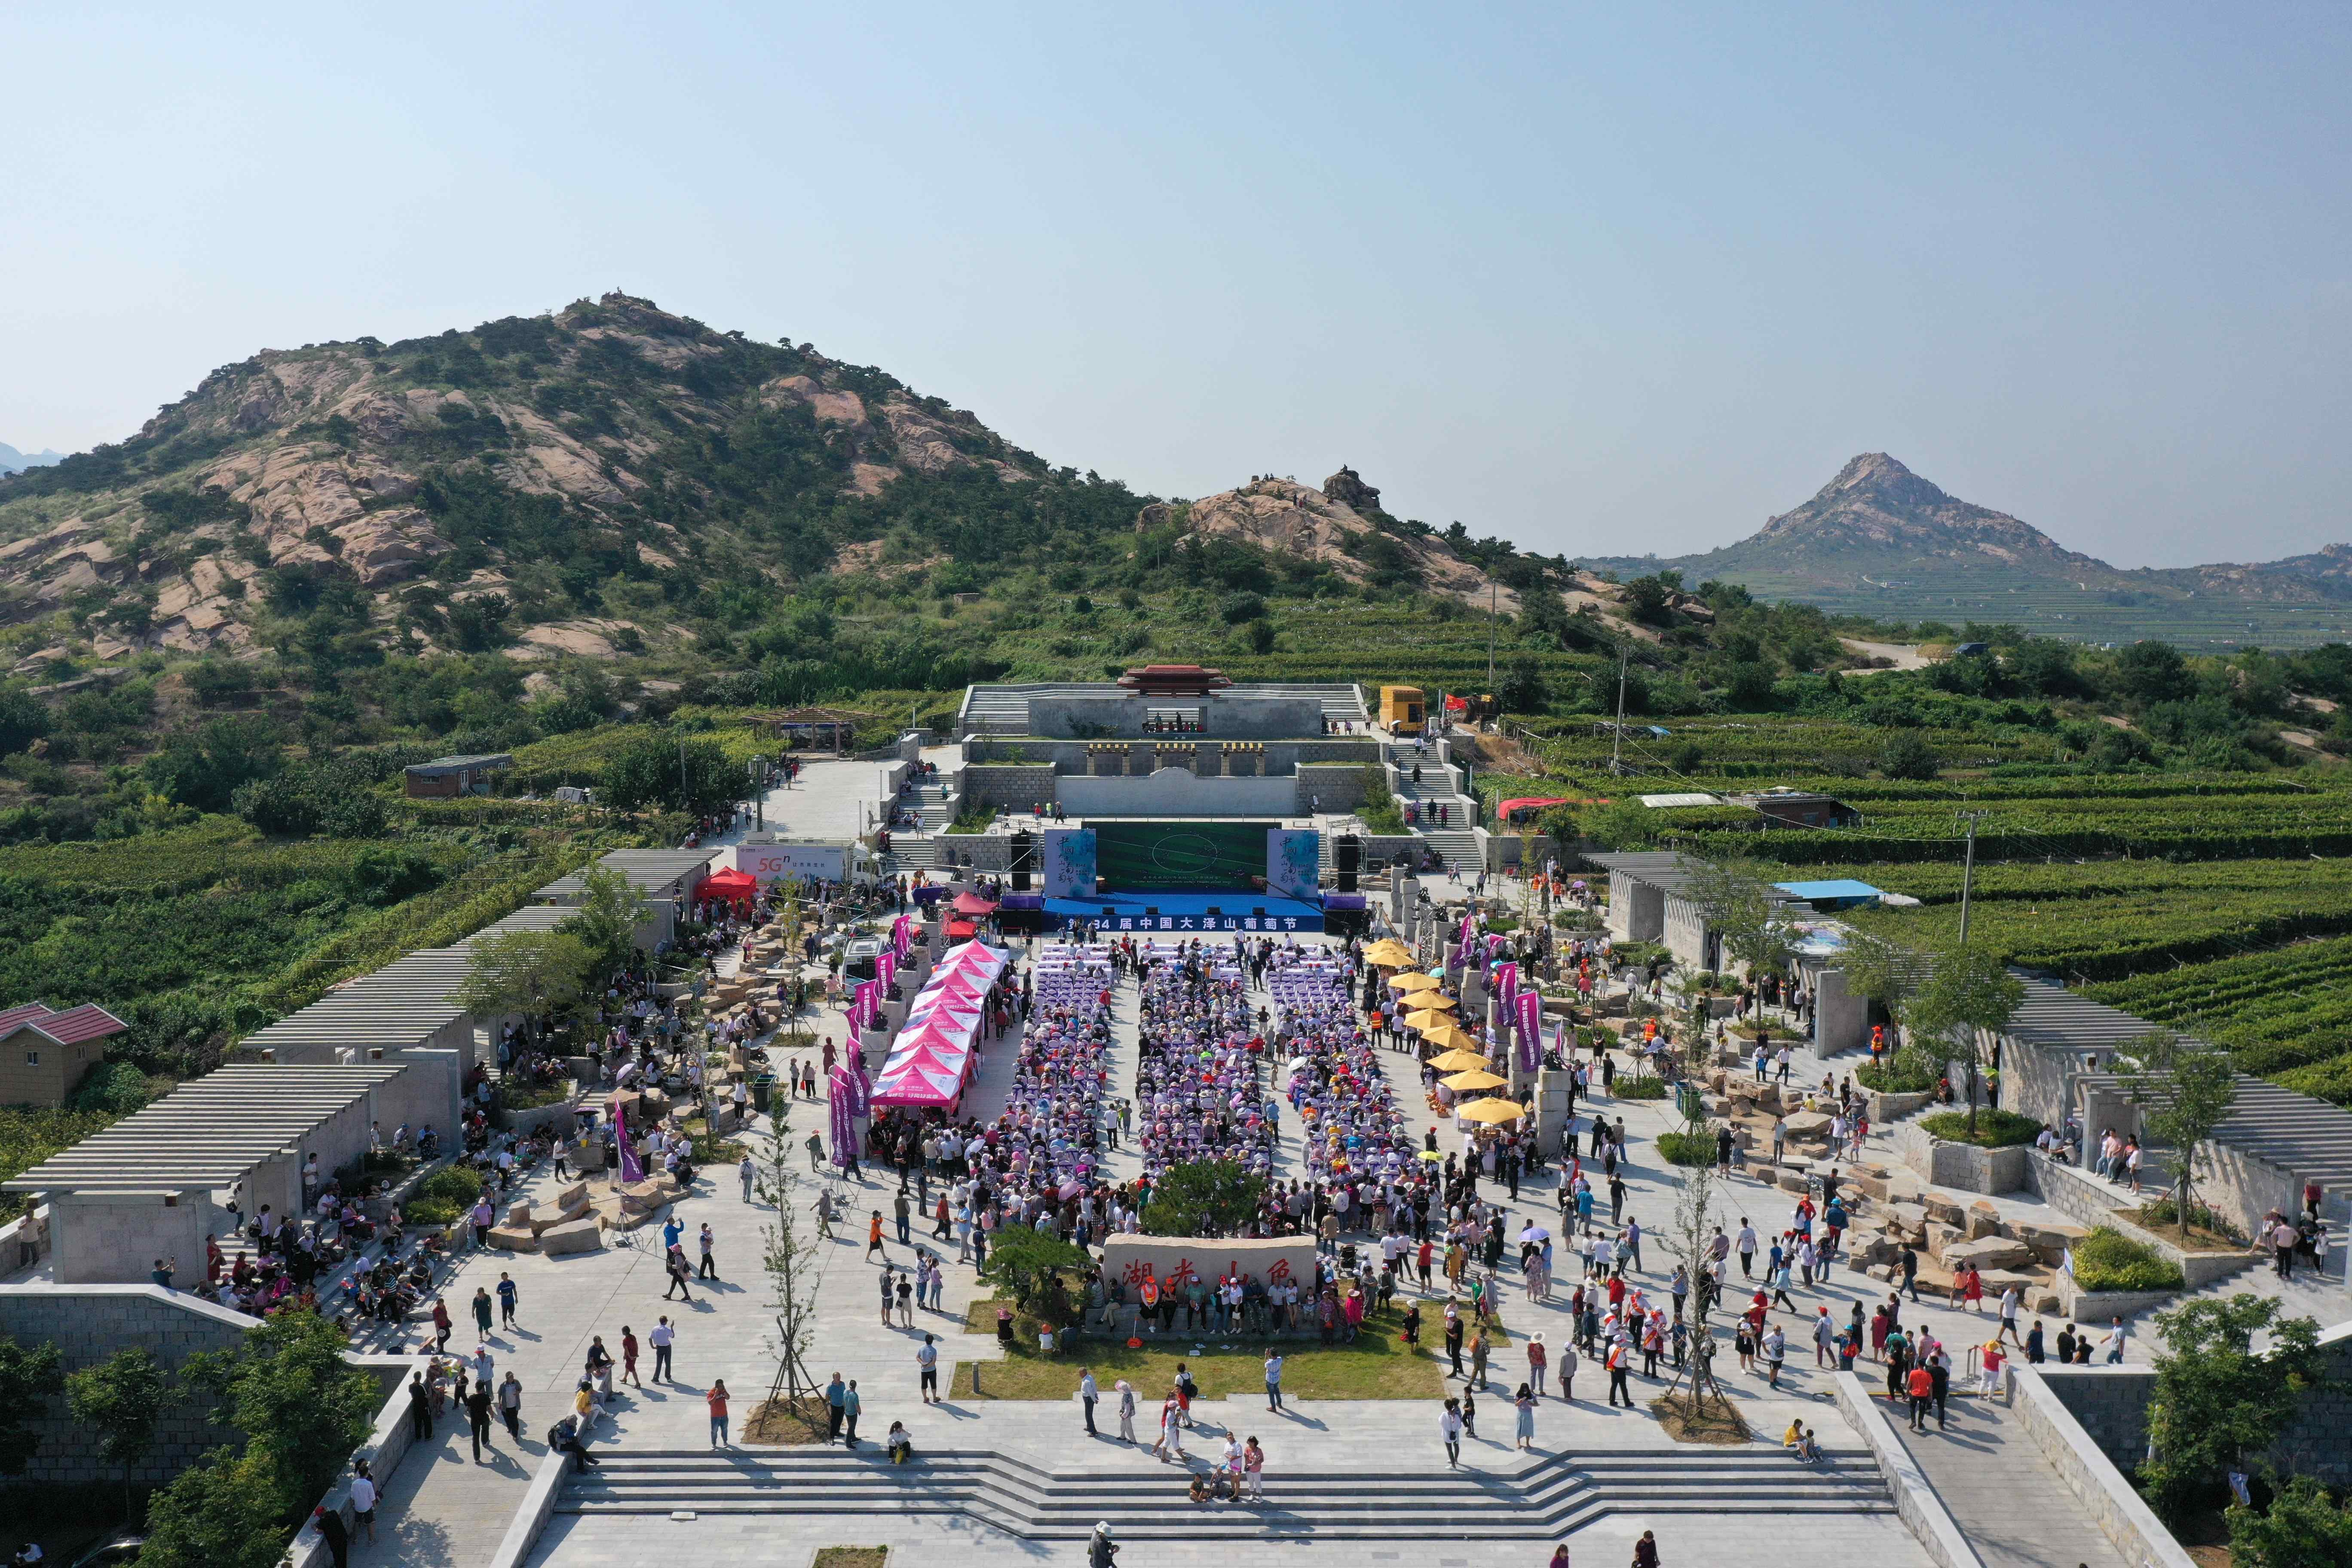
884,835,942,872
916,780,955,830
557,1446,1893,1539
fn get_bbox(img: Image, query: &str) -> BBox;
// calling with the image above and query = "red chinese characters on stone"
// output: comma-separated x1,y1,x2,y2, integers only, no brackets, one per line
1167,1257,1197,1287
1121,1259,1157,1288
1266,1258,1293,1283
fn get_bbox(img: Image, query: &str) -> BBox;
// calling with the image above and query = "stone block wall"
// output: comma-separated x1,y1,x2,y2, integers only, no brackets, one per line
0,1286,250,1483
1296,762,1371,814
2038,1365,2156,1467
2009,1366,2196,1568
959,764,1059,812
2040,1321,2352,1488
1893,1120,2031,1194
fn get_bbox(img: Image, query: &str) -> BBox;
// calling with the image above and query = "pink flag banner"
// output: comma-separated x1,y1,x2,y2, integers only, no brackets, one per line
1516,990,1543,1075
877,951,897,994
1494,962,1519,1005
614,1099,644,1184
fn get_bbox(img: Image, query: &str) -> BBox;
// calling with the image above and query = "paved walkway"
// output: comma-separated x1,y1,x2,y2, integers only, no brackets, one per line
1890,1395,2133,1568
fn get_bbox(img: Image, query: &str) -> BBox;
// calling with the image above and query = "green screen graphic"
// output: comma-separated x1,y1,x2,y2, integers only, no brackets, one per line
1093,821,1273,890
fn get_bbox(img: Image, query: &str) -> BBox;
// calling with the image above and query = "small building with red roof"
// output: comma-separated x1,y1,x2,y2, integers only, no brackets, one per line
0,1001,131,1107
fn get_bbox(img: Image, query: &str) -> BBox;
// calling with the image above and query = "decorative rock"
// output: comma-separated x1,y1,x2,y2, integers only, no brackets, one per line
1926,1222,1966,1259
1922,1194,1965,1226
505,1202,531,1226
1781,1110,1834,1142
555,1181,590,1212
539,1217,603,1256
1964,1202,2003,1240
485,1225,538,1252
1944,1236,2034,1271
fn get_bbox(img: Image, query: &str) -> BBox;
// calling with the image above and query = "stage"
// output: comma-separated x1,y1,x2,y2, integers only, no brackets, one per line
1010,888,1328,934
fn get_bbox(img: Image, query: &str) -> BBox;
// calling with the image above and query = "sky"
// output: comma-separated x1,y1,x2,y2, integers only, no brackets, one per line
4,3,2349,567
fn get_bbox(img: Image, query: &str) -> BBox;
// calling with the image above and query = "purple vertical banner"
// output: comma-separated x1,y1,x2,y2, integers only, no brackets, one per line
614,1099,645,1184
877,951,897,994
856,980,879,1032
827,1070,854,1168
1494,962,1519,1005
1516,991,1542,1075
849,1047,872,1118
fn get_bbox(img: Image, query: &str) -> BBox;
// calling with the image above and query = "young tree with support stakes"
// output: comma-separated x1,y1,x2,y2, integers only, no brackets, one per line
754,1107,822,1424
1655,1158,1740,1430
1904,943,2023,1139
2114,1031,2240,1245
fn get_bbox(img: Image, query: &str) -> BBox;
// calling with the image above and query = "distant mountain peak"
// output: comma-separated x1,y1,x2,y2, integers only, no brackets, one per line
1748,451,2086,567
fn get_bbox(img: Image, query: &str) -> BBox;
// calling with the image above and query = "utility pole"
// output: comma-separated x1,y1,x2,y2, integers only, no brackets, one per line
1609,644,1631,775
1955,810,1988,944
679,737,689,815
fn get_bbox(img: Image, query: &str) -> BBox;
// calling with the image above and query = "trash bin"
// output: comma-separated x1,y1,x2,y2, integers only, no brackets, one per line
751,1076,775,1113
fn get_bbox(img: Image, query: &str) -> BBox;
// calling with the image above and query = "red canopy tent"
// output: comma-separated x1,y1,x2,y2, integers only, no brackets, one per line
947,920,977,939
951,891,999,916
701,866,759,909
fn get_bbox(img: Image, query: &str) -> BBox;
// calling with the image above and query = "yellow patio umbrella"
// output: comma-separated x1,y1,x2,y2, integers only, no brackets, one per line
1418,1023,1478,1053
1442,1068,1510,1092
1363,940,1414,965
1411,991,1458,1011
1404,1009,1455,1033
1459,1097,1530,1125
1390,971,1442,992
1426,1048,1493,1072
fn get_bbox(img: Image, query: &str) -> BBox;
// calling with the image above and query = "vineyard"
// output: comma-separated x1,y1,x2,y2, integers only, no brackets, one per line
1486,729,2352,1106
2086,939,2352,1099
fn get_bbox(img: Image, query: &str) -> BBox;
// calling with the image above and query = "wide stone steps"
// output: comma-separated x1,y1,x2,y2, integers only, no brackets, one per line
1417,828,1484,871
557,1447,1891,1538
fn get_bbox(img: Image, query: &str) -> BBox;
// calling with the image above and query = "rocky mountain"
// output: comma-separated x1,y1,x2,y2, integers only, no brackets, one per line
1145,466,1518,611
0,443,61,476
0,300,1518,671
1593,453,2352,647
0,294,1146,661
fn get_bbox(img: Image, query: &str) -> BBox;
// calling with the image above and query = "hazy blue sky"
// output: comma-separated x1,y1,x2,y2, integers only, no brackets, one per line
6,3,2348,566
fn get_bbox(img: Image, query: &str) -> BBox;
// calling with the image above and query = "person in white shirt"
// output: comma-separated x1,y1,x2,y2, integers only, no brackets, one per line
348,1465,379,1544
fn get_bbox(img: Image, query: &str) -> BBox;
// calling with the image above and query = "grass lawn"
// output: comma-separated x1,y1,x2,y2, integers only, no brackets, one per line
958,1298,1493,1401
812,1551,888,1568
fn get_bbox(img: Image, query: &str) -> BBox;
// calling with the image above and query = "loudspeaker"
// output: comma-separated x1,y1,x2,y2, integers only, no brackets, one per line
1335,832,1362,892
1009,830,1035,890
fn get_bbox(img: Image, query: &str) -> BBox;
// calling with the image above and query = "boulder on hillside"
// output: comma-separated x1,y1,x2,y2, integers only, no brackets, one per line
1322,466,1382,512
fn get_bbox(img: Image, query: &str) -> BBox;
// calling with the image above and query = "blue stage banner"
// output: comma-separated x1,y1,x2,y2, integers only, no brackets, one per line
1043,828,1098,898
1265,827,1321,900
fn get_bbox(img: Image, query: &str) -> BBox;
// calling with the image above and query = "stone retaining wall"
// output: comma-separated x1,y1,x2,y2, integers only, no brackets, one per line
2040,1322,2352,1488
1893,1120,2030,1194
0,1285,250,1484
2008,1366,2196,1568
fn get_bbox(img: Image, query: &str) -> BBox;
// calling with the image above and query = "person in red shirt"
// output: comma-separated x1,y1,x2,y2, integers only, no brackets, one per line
707,1379,730,1447
1905,1363,1935,1432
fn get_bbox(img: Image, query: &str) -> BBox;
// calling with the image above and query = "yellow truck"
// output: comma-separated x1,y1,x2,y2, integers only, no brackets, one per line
1380,685,1427,735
